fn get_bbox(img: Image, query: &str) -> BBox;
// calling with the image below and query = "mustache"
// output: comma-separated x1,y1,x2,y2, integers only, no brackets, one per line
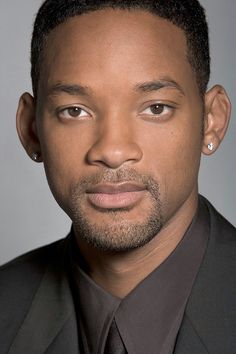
71,168,160,194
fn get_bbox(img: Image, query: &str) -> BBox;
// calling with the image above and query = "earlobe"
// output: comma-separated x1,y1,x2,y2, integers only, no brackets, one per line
202,85,231,155
16,93,43,162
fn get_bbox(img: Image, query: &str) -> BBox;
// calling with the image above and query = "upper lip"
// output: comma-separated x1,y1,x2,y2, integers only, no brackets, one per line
86,182,146,194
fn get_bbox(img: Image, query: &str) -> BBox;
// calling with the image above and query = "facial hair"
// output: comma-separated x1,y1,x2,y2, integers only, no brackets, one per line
70,168,163,252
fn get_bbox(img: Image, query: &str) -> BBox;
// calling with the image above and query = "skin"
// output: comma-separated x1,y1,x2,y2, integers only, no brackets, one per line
16,9,231,298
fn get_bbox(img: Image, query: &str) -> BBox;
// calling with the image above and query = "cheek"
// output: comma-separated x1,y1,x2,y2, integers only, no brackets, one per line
39,118,90,166
38,123,91,210
140,117,202,203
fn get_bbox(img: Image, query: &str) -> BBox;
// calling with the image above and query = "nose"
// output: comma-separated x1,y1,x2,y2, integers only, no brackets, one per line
86,115,143,169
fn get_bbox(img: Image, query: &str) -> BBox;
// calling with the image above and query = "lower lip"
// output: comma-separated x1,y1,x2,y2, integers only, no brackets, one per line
87,191,146,209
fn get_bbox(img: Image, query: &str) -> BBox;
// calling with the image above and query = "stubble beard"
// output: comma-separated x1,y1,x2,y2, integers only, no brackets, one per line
70,168,164,252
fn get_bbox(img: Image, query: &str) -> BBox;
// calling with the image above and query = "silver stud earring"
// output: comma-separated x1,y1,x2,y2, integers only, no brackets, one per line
207,142,214,151
32,152,39,161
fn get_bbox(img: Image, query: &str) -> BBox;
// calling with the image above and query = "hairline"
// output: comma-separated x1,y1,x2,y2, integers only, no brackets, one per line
33,6,208,100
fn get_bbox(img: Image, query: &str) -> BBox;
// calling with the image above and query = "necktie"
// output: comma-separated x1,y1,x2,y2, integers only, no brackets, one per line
104,319,127,354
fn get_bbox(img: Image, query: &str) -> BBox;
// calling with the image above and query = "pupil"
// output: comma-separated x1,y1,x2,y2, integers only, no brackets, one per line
151,105,163,114
69,107,81,116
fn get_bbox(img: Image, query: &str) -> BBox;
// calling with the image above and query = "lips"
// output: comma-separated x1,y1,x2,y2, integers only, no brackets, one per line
86,182,147,209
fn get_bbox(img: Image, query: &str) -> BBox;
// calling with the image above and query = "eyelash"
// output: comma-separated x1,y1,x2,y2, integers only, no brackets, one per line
57,106,91,120
140,103,174,119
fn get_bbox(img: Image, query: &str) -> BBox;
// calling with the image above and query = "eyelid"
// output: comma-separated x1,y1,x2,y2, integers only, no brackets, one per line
141,97,178,108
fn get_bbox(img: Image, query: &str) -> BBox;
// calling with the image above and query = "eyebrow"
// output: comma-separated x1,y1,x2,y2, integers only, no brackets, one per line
135,79,185,95
47,83,92,97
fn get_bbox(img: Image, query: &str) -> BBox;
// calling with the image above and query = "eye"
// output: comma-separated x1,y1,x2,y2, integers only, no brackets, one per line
141,103,173,119
57,106,90,120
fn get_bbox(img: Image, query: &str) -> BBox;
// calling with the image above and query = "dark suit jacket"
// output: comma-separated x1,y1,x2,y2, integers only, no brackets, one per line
0,197,236,354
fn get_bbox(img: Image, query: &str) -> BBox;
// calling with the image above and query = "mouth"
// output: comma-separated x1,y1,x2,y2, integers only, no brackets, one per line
86,182,147,210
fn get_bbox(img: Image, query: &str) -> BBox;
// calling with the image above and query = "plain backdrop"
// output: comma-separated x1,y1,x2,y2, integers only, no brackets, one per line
0,0,235,265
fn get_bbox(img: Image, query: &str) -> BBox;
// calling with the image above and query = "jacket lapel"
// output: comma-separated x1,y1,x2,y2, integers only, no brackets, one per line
174,315,209,354
8,239,80,354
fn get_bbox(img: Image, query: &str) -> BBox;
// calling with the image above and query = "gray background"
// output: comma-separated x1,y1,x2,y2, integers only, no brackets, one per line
0,0,235,265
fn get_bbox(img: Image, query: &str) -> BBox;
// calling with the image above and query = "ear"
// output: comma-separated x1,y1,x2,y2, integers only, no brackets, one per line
16,93,43,162
202,85,231,155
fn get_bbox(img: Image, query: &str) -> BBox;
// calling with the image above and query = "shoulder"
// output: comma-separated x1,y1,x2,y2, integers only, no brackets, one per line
198,196,236,284
0,237,70,297
202,195,236,249
190,196,236,310
182,197,236,352
0,238,67,351
0,238,64,281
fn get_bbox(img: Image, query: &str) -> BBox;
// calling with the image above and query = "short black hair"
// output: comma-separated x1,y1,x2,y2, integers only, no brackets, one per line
31,0,210,97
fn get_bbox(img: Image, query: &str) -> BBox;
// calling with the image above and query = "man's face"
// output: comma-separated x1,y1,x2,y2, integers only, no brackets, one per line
36,10,203,251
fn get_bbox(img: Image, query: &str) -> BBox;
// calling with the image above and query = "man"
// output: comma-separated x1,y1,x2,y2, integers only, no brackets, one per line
0,0,235,353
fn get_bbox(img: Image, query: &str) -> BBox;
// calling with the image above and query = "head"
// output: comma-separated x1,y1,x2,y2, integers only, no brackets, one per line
16,0,231,252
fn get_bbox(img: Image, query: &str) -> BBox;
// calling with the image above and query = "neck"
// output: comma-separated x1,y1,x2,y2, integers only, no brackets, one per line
75,194,198,298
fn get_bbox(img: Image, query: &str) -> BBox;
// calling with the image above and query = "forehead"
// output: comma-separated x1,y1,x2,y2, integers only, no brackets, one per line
40,9,196,95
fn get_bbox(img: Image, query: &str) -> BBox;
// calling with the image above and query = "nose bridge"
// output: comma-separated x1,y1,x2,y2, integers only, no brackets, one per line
86,111,143,168
101,111,132,144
